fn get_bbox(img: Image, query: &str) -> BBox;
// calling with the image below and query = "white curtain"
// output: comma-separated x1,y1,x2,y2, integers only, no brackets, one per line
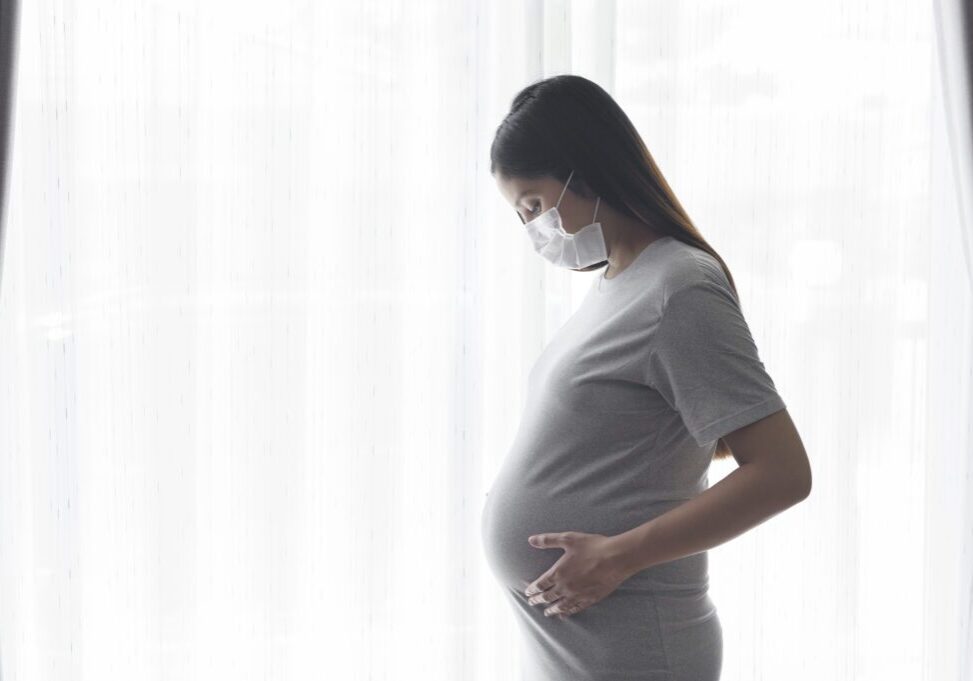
0,1,967,680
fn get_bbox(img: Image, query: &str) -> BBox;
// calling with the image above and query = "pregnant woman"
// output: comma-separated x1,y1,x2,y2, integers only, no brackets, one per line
480,75,813,681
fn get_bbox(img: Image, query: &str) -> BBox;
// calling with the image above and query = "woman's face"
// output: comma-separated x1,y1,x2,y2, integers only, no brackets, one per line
495,172,592,234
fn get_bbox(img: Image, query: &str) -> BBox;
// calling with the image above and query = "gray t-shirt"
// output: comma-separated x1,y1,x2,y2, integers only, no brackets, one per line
480,235,786,680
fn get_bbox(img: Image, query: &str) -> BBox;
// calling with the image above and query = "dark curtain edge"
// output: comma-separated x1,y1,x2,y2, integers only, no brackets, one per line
0,0,20,305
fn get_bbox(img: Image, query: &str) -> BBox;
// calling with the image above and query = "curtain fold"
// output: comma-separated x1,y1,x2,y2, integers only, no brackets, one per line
931,1,973,678
933,0,973,293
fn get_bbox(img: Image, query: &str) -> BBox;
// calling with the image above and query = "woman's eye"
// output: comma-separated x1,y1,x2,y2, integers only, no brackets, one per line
528,203,540,214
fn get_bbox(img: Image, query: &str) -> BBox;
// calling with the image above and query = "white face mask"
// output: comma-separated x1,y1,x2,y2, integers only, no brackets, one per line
522,169,608,270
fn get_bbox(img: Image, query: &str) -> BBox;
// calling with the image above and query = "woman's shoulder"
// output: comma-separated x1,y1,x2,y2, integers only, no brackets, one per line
656,239,732,305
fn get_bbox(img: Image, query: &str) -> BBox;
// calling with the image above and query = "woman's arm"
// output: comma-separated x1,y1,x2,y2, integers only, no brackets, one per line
606,408,812,578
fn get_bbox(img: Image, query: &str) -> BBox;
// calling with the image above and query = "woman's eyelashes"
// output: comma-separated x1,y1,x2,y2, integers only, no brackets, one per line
515,201,541,224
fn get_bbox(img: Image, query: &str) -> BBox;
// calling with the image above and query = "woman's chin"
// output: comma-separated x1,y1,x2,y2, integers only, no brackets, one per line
572,261,608,273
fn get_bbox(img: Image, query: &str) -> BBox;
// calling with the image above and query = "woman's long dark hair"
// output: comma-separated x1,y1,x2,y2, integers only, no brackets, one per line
490,74,740,462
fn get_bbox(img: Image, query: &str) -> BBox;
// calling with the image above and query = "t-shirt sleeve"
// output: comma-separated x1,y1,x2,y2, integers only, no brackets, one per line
644,279,786,447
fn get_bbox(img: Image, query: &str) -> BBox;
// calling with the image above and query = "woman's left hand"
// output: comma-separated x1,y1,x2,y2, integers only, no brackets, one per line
523,531,633,620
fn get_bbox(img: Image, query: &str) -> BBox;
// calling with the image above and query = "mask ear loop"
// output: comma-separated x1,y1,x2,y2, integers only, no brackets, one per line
595,195,607,289
555,169,574,208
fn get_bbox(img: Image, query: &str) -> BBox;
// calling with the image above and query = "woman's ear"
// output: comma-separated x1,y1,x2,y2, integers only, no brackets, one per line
570,178,593,200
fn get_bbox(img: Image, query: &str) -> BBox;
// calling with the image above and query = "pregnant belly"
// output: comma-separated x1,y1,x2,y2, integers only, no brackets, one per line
479,464,646,592
480,469,711,595
480,484,572,591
